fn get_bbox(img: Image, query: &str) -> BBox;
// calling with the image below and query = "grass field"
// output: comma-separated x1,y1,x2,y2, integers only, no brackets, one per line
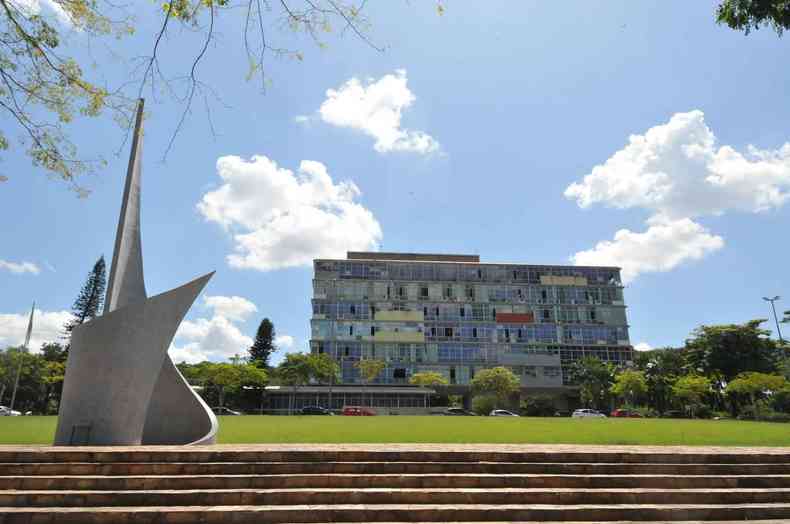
1,416,789,446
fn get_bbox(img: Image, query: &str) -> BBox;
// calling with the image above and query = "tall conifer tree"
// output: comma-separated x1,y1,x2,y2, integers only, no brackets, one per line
249,318,275,368
64,256,107,338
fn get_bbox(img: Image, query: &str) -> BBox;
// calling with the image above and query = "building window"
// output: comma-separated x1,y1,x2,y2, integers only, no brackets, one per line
349,325,354,336
544,366,561,378
543,309,550,320
394,368,406,379
466,286,475,299
370,326,376,336
445,327,453,337
423,306,428,317
460,307,465,318
444,286,453,299
421,286,429,298
398,286,406,298
472,327,478,338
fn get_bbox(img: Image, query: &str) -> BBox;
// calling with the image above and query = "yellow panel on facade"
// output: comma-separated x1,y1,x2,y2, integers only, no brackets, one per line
373,331,425,343
540,275,588,286
374,310,424,322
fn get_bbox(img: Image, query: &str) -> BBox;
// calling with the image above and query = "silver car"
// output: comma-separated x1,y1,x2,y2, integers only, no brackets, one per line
0,406,21,416
489,409,520,417
572,408,606,418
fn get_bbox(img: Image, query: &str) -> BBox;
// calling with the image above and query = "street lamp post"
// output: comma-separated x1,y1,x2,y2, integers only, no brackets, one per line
762,296,785,344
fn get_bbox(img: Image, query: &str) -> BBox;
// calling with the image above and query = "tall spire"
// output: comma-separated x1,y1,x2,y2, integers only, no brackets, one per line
105,99,147,313
9,301,34,411
23,301,35,349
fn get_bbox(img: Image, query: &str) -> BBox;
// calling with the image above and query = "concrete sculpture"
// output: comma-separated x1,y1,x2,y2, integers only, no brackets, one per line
54,99,217,445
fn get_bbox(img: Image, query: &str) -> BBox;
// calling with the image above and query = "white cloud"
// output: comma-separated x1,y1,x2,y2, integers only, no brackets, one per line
0,259,40,275
634,342,653,352
0,309,71,352
203,295,257,322
274,335,294,350
169,315,253,364
571,217,724,284
566,110,789,281
315,69,440,155
565,110,790,219
197,155,382,271
9,0,73,26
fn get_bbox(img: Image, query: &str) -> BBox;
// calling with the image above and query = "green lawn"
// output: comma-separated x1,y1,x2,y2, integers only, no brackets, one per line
1,416,789,446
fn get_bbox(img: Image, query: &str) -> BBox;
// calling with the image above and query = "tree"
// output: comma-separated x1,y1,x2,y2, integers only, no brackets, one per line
248,318,275,368
470,367,519,407
520,395,556,417
634,348,685,413
63,256,106,339
672,375,711,418
610,369,648,407
409,371,449,408
237,364,268,414
206,363,242,408
684,320,782,391
716,1,790,36
569,357,615,411
354,358,386,408
471,394,498,416
308,353,340,410
0,0,387,190
277,352,313,414
726,372,788,412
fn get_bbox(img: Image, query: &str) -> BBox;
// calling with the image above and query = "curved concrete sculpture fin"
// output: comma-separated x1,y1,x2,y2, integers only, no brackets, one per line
54,99,218,446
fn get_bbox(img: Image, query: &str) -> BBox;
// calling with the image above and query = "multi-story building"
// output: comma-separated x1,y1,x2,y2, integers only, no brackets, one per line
309,251,633,406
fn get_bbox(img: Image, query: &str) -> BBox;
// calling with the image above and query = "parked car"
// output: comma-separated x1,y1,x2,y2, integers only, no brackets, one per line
489,409,520,417
610,409,643,418
661,410,685,418
444,407,476,416
300,405,333,415
342,406,376,416
572,408,607,418
0,406,21,416
212,407,242,416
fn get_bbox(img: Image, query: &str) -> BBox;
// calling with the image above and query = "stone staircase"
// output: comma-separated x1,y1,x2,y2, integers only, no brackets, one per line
0,445,789,523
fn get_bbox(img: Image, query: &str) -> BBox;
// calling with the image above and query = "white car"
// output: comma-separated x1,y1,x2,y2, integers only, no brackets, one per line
489,409,520,417
572,408,607,418
0,406,21,416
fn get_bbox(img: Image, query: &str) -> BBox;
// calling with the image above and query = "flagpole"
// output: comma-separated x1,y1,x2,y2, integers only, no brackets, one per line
9,302,35,412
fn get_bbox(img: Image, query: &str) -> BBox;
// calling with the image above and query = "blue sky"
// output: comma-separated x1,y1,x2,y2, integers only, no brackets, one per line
1,1,789,362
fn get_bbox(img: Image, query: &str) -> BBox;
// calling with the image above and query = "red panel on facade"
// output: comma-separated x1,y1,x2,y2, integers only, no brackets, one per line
496,312,534,324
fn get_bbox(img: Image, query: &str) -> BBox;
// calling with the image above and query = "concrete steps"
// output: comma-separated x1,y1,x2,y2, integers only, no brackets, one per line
0,446,788,523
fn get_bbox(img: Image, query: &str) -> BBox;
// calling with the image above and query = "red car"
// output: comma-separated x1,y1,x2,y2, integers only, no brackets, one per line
341,406,377,416
610,409,643,418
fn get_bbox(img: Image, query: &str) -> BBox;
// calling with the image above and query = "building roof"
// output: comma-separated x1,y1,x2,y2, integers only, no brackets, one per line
315,252,621,271
347,252,480,263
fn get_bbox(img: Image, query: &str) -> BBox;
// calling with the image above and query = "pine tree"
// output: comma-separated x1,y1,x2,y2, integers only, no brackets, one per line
249,318,275,368
64,256,107,337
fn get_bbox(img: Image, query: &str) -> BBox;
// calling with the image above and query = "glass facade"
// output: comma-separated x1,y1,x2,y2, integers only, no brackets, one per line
310,253,633,389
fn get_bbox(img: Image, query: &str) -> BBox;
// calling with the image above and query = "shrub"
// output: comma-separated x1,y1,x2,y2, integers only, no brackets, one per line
633,406,659,418
520,395,556,417
471,394,498,416
772,389,790,414
694,404,713,419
